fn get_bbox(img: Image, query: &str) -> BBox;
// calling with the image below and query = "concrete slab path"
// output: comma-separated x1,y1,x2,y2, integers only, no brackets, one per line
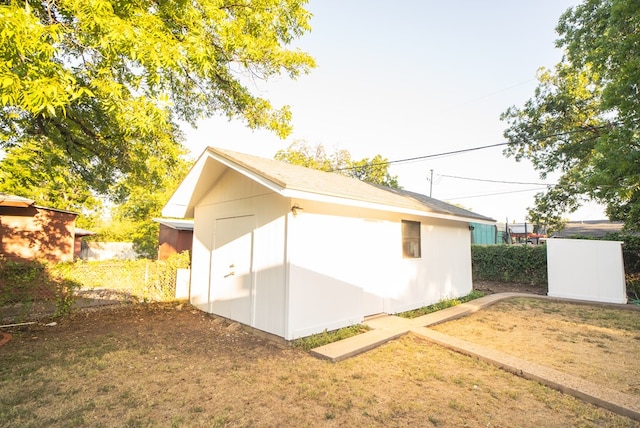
310,292,640,422
311,292,523,362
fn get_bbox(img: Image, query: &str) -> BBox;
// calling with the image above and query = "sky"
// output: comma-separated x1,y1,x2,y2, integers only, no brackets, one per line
180,0,606,223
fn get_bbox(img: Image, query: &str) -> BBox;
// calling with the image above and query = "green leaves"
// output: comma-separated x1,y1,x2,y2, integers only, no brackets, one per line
0,0,314,197
471,244,548,286
0,4,78,117
0,0,314,255
501,0,640,230
275,141,401,188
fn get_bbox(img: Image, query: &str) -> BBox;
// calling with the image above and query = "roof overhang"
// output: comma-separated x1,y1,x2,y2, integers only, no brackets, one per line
282,189,495,225
162,148,285,218
0,194,35,207
163,148,496,226
153,218,194,231
75,228,96,237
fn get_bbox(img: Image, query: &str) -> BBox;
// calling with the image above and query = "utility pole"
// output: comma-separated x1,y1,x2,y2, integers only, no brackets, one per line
429,169,434,197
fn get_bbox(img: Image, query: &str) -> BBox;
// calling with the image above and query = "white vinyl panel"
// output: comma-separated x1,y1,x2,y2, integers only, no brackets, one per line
547,239,626,304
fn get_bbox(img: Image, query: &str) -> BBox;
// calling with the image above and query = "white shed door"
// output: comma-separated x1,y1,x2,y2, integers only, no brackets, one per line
210,216,254,325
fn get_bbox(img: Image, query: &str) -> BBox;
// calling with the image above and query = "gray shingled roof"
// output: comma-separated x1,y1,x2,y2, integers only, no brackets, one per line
212,147,495,223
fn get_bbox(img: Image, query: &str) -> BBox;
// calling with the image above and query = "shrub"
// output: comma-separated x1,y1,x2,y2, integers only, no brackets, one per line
605,233,640,273
471,244,547,286
0,257,79,318
605,233,640,301
291,324,371,351
398,290,487,319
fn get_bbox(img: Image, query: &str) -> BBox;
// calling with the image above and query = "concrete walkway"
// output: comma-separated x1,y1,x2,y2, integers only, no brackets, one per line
310,293,640,422
310,292,522,362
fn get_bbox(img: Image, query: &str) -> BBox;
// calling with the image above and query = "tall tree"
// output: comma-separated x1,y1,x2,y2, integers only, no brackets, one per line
0,0,315,196
348,154,400,189
109,150,191,258
501,0,640,230
0,135,191,256
0,138,104,228
275,141,401,188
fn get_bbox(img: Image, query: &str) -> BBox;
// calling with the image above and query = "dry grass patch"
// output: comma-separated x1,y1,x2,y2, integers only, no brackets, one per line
432,297,640,397
0,302,637,427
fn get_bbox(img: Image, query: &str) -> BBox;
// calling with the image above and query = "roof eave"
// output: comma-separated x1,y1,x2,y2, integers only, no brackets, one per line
283,189,495,224
162,147,286,218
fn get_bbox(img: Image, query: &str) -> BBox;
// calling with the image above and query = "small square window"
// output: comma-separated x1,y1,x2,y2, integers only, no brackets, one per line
402,220,421,258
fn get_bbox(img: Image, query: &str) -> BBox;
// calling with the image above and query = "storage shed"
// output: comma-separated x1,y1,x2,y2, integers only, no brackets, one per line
163,148,495,340
153,218,194,260
0,193,77,263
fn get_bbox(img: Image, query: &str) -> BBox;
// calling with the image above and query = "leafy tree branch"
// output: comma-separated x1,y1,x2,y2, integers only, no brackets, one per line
501,0,640,231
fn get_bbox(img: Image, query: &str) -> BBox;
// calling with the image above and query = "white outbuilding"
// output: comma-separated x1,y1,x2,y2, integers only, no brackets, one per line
163,147,495,340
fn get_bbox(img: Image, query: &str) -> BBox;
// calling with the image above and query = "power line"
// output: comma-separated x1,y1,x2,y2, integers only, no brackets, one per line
330,124,615,173
330,142,509,172
443,187,548,201
437,173,552,186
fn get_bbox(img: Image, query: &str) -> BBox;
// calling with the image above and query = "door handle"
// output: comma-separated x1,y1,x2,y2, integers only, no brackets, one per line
224,271,235,278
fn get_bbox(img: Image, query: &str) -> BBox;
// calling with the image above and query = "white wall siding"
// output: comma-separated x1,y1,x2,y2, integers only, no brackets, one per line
191,205,214,311
192,169,289,336
284,205,473,339
286,211,369,339
388,219,473,313
252,211,287,337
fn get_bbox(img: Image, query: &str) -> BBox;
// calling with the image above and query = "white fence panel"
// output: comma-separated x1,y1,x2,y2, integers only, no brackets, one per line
175,268,191,299
547,239,626,304
80,242,138,261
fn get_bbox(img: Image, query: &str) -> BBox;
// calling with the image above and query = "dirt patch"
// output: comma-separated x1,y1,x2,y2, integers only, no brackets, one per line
474,280,547,295
0,301,637,427
0,331,10,347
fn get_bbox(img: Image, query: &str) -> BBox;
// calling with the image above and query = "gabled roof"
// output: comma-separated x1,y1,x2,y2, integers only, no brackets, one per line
0,192,78,215
0,193,35,207
163,147,496,224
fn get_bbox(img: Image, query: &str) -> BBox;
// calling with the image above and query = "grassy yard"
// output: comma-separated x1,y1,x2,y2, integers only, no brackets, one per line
432,297,640,398
0,301,638,427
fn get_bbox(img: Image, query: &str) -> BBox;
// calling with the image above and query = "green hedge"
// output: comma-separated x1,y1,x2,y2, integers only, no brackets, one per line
472,237,640,299
604,233,640,274
606,233,640,299
471,244,547,286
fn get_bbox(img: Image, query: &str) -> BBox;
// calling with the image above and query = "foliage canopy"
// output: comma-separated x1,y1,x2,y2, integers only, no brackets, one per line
0,0,315,195
275,141,401,188
501,0,640,230
0,0,314,256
